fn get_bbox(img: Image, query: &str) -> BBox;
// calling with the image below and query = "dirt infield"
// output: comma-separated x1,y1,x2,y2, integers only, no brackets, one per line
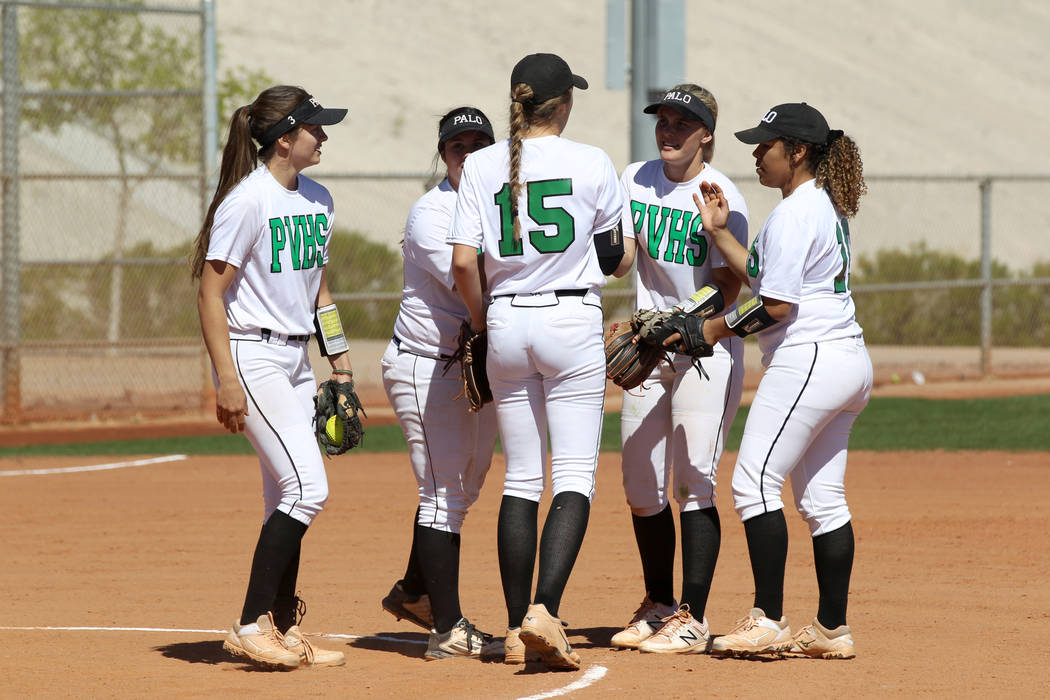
1,449,1047,698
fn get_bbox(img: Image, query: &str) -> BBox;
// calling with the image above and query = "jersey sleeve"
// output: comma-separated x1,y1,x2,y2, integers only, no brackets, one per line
206,188,260,268
447,158,484,249
592,151,625,234
755,208,808,304
618,164,640,240
404,197,456,290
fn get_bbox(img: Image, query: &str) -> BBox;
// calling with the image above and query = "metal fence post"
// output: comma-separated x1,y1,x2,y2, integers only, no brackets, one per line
2,3,21,422
979,178,992,377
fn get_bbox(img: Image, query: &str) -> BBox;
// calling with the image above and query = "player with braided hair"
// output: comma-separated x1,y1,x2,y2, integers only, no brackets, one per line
693,102,871,659
192,85,352,670
380,106,499,660
449,53,633,670
609,84,748,655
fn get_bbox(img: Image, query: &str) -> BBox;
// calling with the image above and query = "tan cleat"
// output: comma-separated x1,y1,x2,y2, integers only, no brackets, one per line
519,603,581,671
638,604,709,654
282,625,346,667
790,620,856,659
480,627,542,664
222,612,300,670
610,595,678,649
381,581,434,631
710,608,793,657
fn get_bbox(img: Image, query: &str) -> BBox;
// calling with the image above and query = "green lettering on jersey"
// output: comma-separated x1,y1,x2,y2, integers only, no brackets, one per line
313,213,328,267
494,183,523,257
645,205,671,259
630,200,646,234
746,241,760,278
527,179,575,253
685,216,708,267
269,217,286,273
662,209,692,264
834,220,852,293
288,215,303,271
302,214,316,269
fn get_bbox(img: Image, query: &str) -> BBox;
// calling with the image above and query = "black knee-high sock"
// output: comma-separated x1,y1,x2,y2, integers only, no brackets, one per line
534,492,590,618
272,543,302,632
401,507,426,596
630,504,676,607
813,521,854,629
743,509,788,621
240,510,308,625
497,495,538,628
415,525,463,634
680,507,720,617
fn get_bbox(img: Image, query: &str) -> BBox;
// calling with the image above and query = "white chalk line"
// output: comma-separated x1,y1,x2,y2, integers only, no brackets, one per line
0,454,188,476
0,624,608,697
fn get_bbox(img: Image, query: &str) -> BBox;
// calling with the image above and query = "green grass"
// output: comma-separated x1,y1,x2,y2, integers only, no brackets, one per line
2,394,1048,457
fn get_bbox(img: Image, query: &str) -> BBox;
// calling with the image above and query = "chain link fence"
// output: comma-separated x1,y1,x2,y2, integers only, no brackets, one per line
3,2,1049,425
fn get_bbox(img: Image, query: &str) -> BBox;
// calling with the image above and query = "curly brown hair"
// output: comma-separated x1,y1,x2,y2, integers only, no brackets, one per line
782,132,867,218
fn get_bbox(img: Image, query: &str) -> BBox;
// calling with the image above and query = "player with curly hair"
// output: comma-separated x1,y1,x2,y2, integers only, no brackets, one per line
693,102,871,660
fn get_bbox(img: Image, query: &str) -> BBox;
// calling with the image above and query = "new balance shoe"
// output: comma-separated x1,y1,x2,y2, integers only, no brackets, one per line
519,603,581,671
282,625,346,667
790,619,856,659
381,581,434,631
710,608,793,657
638,604,709,654
610,594,678,649
222,612,300,670
424,618,492,661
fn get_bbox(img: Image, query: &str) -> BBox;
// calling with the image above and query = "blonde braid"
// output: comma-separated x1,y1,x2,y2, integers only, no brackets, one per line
508,83,533,242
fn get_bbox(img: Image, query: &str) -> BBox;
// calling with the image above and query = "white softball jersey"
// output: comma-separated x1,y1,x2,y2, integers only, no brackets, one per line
747,178,863,354
206,164,334,337
448,135,626,294
621,159,749,311
392,178,473,357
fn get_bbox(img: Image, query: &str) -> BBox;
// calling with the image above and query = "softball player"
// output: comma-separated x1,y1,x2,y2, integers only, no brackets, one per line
192,85,351,670
693,102,871,659
380,106,499,660
448,53,632,671
612,84,748,654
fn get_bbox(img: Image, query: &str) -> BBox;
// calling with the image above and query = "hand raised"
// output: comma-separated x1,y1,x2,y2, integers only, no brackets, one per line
693,181,730,232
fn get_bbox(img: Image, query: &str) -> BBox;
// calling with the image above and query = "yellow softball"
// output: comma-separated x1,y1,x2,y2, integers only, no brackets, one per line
325,415,343,444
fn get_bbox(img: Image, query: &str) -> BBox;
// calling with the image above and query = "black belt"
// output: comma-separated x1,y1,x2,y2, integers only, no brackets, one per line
262,328,311,343
494,288,588,299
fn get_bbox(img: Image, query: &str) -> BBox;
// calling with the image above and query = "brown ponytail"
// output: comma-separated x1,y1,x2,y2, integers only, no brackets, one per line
190,85,310,279
507,83,572,241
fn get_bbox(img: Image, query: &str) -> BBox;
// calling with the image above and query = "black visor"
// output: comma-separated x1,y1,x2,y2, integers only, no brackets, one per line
643,89,715,132
257,96,348,148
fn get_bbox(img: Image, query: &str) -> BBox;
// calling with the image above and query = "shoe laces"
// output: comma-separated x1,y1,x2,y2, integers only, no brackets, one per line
653,605,692,639
457,620,488,652
628,596,661,625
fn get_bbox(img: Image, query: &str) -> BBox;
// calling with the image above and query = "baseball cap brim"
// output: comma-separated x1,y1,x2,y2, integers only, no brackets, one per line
571,74,589,90
734,124,780,144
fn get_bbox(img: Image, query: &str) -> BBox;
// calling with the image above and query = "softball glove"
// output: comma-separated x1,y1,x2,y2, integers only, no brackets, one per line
605,321,668,391
313,379,366,456
444,320,492,413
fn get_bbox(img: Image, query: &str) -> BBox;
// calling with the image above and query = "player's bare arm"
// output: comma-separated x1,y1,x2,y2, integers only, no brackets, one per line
612,235,637,278
316,269,353,381
197,259,248,433
694,182,750,286
451,243,486,332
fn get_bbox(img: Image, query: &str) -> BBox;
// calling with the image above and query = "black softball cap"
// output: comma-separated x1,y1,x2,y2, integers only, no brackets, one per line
438,107,495,145
511,53,588,104
257,95,348,147
644,88,716,132
735,103,829,145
